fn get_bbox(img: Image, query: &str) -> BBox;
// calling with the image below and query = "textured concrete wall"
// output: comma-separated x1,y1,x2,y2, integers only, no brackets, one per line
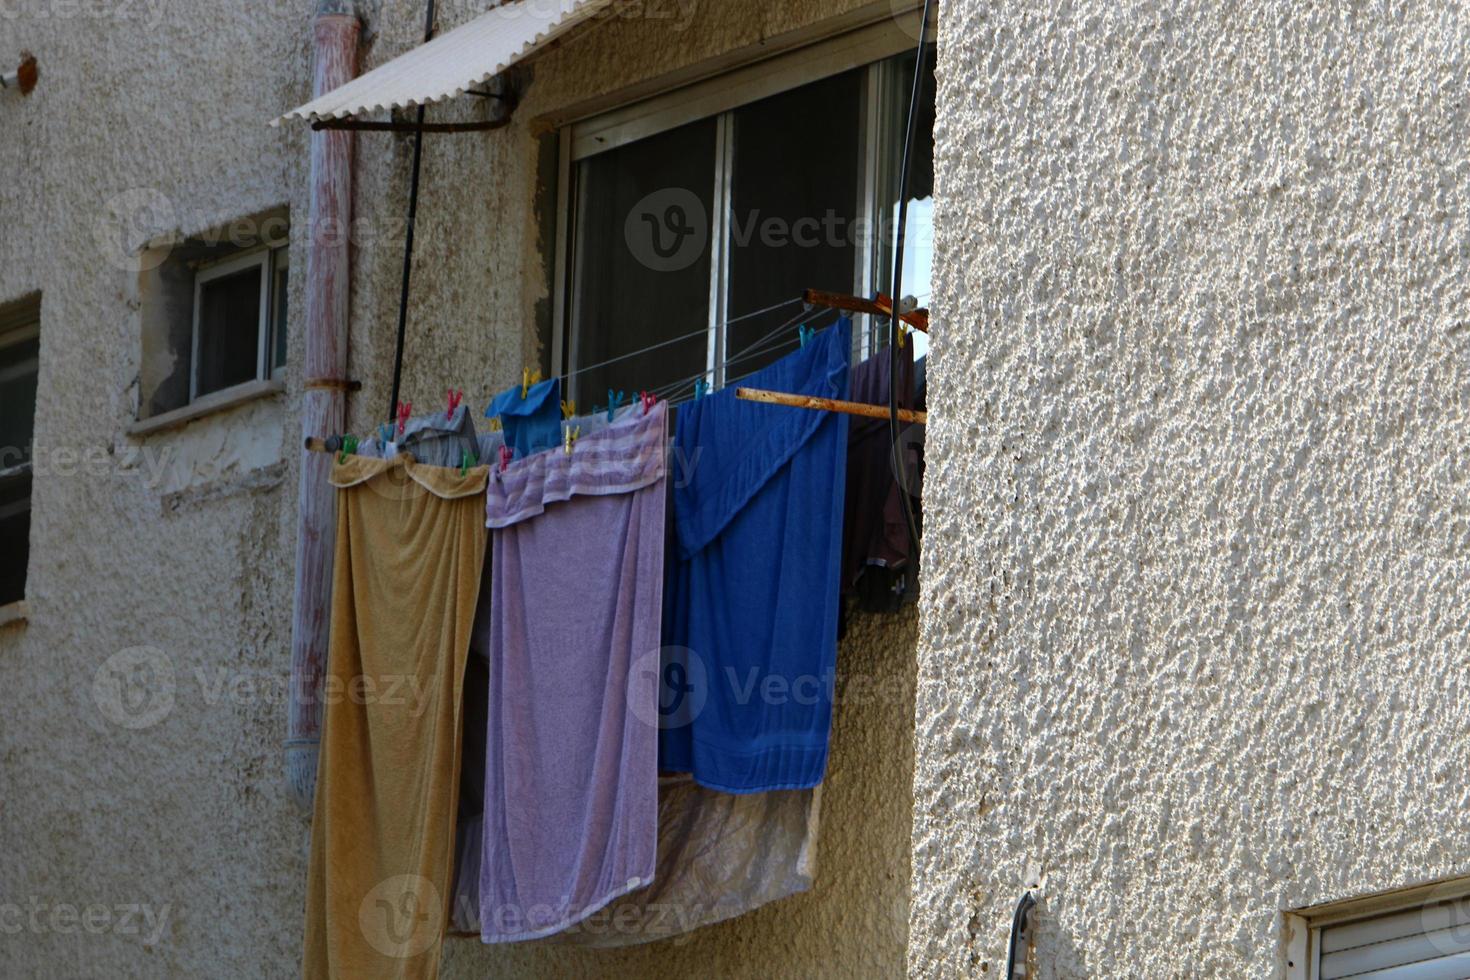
912,1,1470,976
0,1,917,976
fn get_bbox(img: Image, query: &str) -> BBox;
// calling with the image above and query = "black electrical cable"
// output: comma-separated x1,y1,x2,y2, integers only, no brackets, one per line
1005,891,1037,979
888,0,934,562
386,0,438,423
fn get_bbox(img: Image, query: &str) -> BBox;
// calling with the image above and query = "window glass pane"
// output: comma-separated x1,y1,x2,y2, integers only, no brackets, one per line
0,336,39,469
0,471,30,605
726,69,864,380
195,264,262,398
272,255,289,372
570,117,717,407
875,48,936,360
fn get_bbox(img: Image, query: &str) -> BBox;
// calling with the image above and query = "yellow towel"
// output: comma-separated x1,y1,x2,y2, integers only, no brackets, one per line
303,453,489,980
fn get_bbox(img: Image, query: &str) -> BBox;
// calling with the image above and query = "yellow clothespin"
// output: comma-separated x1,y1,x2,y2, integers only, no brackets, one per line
564,425,580,455
561,399,576,420
897,323,907,349
521,368,531,399
487,417,503,432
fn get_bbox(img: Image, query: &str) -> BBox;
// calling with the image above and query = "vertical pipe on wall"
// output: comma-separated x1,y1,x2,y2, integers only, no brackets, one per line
286,1,359,812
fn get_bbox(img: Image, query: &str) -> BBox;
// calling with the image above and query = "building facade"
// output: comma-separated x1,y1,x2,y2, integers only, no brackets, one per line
1,1,1466,978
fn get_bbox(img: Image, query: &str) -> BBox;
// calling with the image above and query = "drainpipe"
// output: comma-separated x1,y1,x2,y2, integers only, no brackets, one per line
286,0,359,812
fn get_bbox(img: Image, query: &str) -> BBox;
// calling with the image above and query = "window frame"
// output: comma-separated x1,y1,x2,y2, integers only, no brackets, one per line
550,11,934,401
1285,875,1470,980
188,244,287,403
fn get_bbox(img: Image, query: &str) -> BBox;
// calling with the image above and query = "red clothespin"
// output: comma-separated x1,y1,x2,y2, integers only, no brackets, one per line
396,401,412,438
447,388,464,417
639,391,658,416
498,445,513,473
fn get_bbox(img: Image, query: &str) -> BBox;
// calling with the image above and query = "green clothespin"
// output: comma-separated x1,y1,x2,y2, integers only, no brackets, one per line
337,434,358,465
459,448,477,478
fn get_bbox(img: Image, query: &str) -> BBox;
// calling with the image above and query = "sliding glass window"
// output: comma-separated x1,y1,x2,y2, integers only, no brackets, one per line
560,29,937,406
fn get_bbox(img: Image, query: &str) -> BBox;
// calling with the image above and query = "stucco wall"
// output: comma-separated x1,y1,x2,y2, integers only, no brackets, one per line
0,1,918,977
913,1,1470,976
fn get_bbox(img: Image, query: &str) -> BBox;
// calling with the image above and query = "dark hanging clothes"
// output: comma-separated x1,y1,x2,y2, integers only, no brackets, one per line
841,343,917,610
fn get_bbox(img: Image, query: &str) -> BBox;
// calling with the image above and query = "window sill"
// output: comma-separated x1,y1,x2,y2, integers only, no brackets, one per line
0,601,28,629
128,378,285,437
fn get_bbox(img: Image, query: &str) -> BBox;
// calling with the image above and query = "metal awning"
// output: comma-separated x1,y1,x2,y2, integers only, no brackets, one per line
274,0,609,125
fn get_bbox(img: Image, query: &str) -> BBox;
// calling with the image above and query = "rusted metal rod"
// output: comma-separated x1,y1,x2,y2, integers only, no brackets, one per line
803,289,929,333
735,387,927,424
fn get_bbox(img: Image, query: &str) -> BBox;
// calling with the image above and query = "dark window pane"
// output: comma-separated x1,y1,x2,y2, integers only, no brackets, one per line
0,337,38,469
0,472,30,605
195,265,262,398
570,117,717,407
272,261,289,371
726,69,863,380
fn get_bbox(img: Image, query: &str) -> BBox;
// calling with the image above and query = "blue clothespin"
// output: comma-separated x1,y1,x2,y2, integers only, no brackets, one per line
693,379,709,401
378,423,392,447
607,389,626,422
798,324,815,348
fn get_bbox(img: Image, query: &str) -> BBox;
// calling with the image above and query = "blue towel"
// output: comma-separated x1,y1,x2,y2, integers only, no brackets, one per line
660,318,851,792
487,377,562,460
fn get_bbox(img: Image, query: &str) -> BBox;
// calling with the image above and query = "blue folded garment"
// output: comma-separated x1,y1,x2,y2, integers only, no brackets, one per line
487,376,563,460
659,318,851,792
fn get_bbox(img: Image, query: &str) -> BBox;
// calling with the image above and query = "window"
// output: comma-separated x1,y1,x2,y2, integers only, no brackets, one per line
1287,879,1470,979
554,19,936,406
0,295,39,607
191,244,288,400
136,209,289,420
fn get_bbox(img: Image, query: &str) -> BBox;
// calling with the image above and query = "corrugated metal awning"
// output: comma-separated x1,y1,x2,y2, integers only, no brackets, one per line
275,0,610,125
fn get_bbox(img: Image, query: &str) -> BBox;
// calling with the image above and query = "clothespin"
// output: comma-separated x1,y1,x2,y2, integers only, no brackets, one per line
896,323,907,349
337,434,358,465
521,368,542,400
498,445,513,473
459,448,477,478
447,388,464,417
639,391,658,416
378,423,392,447
564,425,581,455
396,401,412,438
798,324,815,348
607,389,626,422
693,379,709,401
487,416,503,432
561,399,577,420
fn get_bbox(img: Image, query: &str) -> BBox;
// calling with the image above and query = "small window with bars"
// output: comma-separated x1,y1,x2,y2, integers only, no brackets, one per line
0,295,39,607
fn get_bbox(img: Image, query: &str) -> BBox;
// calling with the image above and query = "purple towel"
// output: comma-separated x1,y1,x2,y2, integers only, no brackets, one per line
479,403,667,943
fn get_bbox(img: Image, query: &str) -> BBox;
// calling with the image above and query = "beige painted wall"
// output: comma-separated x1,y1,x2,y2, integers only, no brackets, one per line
913,1,1470,976
0,1,918,975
